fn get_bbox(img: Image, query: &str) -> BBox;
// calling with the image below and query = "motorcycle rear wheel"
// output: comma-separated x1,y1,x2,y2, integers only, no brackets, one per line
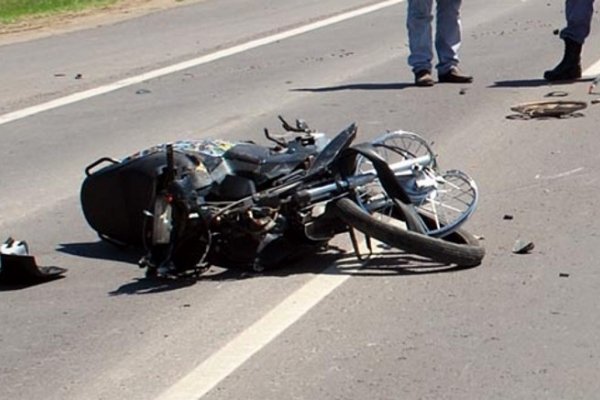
334,198,484,267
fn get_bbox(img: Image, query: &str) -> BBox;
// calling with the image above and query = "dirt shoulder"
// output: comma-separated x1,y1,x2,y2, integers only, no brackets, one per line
0,0,204,46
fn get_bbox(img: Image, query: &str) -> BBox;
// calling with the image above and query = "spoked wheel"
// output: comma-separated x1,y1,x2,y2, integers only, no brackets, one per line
410,169,478,237
334,197,485,267
355,131,478,237
368,131,437,170
510,100,587,118
355,130,436,216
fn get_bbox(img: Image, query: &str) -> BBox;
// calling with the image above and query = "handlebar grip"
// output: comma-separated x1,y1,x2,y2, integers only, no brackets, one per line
293,190,313,204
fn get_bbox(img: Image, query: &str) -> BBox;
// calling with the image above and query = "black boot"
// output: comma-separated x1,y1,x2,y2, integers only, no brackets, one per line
544,38,582,81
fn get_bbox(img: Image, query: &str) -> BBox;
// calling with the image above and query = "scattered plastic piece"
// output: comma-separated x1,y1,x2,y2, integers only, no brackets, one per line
589,76,600,94
512,239,534,254
0,237,67,284
509,100,587,118
544,91,568,97
503,214,514,220
559,273,570,278
1,237,28,255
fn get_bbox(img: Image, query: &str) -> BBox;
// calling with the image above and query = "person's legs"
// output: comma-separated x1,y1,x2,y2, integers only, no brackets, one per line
544,0,594,81
560,0,594,44
407,0,434,73
435,0,461,74
435,0,472,82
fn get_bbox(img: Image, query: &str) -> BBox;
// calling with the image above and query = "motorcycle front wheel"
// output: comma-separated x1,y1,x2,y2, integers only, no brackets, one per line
333,197,485,267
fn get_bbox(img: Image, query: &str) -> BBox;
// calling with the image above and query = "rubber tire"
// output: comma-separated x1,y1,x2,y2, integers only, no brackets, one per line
333,198,485,267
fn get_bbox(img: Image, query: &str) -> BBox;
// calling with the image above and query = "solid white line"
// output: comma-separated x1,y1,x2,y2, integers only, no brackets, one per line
0,0,404,127
154,265,352,400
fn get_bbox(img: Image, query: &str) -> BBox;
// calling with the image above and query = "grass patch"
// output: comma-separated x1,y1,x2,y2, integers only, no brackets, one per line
0,0,119,23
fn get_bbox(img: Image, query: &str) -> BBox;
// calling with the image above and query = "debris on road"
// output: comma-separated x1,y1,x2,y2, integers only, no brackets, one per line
508,100,587,119
503,214,514,220
1,237,28,255
75,73,83,79
589,76,600,94
559,272,570,278
0,237,67,284
512,239,534,254
136,89,152,95
544,91,568,97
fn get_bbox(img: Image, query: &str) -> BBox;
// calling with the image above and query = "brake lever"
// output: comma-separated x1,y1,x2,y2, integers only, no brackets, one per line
263,128,287,148
278,115,297,132
278,115,311,133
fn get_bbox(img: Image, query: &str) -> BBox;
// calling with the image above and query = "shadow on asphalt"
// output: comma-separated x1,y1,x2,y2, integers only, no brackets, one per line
108,276,198,295
0,275,66,291
292,82,414,92
97,242,479,295
505,111,586,120
489,77,595,88
57,240,143,264
107,248,347,296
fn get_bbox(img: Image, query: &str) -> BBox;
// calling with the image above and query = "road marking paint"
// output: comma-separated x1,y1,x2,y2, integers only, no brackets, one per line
0,0,404,127
535,167,584,180
584,60,600,77
154,263,356,400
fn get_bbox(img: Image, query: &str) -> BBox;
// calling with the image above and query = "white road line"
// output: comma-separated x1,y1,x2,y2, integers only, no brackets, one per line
584,60,600,77
535,167,584,180
0,0,404,127
154,263,355,400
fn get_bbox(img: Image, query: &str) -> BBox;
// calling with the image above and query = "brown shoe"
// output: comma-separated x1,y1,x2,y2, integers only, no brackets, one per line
438,67,473,83
415,70,435,87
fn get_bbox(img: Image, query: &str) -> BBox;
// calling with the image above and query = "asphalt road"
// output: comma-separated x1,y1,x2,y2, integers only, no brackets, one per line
1,1,600,399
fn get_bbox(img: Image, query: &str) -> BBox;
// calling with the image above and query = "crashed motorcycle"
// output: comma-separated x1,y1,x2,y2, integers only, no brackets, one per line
81,117,484,277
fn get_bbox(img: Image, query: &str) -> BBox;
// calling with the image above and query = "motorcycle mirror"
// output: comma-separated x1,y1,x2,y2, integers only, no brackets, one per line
296,119,309,132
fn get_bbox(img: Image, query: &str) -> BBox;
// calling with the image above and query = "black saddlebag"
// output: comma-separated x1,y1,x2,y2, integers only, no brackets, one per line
80,152,198,246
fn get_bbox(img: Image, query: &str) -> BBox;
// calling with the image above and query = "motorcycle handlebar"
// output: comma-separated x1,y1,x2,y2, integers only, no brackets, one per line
294,173,376,203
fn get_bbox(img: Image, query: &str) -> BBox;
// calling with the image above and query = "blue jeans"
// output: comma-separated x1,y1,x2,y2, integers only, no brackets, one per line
560,0,595,44
407,0,463,74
